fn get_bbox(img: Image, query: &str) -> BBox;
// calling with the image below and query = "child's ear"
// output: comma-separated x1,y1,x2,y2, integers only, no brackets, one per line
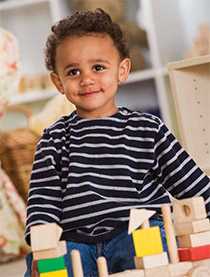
118,58,131,84
50,72,65,94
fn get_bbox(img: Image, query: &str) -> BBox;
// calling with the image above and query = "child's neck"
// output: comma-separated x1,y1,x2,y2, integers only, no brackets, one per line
76,106,119,119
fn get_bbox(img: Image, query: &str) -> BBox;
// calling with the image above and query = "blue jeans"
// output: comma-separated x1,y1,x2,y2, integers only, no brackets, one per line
24,219,167,277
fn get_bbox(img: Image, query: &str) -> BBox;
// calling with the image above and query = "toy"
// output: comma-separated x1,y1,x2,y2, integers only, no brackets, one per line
31,196,210,276
28,94,75,136
185,23,210,59
70,0,148,71
31,223,68,277
93,197,210,276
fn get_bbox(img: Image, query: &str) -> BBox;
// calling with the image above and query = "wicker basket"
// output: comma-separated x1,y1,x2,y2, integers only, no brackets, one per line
0,105,40,201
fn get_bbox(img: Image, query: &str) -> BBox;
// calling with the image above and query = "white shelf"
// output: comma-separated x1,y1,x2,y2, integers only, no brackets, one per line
1,0,208,132
0,0,48,10
126,69,156,84
10,90,57,105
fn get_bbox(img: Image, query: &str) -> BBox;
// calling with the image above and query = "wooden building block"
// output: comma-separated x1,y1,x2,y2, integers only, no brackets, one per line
132,227,163,257
173,197,207,223
144,265,170,277
31,223,63,251
109,270,145,277
168,261,193,276
71,249,84,277
179,244,210,261
97,256,108,277
188,265,210,276
167,55,210,176
161,204,179,264
175,219,210,236
134,252,168,269
33,241,67,260
32,260,39,277
193,258,210,270
177,230,210,248
128,209,156,234
40,269,68,277
37,256,65,273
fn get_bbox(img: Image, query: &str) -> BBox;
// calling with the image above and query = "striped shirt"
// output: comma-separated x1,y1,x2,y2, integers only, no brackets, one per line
25,107,210,245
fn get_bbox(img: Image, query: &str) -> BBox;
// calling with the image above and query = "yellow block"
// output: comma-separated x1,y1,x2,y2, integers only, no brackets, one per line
40,269,68,277
132,226,163,257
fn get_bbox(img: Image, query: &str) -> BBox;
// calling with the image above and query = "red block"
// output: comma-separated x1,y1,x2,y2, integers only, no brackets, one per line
178,244,210,261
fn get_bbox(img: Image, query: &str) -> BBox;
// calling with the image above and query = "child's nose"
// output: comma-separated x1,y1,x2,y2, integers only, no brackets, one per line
80,72,95,86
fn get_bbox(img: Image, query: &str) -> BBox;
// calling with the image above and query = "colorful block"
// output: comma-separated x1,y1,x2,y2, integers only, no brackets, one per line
132,226,163,257
40,269,68,277
37,256,65,273
179,244,210,261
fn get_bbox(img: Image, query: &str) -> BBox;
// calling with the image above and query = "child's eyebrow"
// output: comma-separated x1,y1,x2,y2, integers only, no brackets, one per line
64,63,79,71
89,59,111,64
64,59,110,71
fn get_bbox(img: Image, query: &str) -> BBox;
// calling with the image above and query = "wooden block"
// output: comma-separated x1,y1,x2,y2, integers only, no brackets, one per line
179,244,210,261
109,269,145,277
187,265,210,276
144,265,170,277
132,227,163,257
71,249,84,277
128,209,156,234
168,261,193,276
97,256,109,277
193,257,210,270
134,252,168,269
40,269,68,277
175,219,210,236
173,197,207,223
177,230,210,248
31,223,63,251
32,260,39,277
33,241,67,260
37,256,65,273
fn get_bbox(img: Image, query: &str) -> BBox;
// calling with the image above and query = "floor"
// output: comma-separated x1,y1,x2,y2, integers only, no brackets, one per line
0,258,25,277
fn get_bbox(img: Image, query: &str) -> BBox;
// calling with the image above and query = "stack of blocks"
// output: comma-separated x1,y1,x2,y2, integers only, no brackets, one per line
129,209,169,276
31,223,68,277
174,197,210,262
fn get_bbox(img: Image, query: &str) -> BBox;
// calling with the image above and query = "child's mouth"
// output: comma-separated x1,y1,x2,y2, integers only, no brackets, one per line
80,90,101,96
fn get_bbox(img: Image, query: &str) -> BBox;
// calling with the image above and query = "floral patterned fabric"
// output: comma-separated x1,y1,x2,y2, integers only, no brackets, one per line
0,27,20,103
0,28,27,262
0,167,27,262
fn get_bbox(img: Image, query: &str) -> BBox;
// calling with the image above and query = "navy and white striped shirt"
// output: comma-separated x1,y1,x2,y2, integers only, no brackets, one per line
25,107,210,244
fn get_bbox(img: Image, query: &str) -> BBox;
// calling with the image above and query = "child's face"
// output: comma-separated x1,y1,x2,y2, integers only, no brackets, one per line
51,34,131,118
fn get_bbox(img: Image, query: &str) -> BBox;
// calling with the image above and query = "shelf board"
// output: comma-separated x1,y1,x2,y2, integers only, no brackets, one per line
0,0,48,11
10,90,57,105
126,69,156,84
8,68,168,105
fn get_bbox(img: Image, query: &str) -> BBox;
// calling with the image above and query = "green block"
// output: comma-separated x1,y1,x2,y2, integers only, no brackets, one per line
37,256,65,273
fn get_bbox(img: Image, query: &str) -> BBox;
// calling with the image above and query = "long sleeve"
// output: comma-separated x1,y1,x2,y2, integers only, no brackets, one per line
25,129,63,245
153,120,210,217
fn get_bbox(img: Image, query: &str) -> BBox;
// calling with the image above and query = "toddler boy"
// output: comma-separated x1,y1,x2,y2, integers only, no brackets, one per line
25,9,210,277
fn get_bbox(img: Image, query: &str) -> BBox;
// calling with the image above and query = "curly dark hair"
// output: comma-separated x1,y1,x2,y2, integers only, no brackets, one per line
45,8,130,72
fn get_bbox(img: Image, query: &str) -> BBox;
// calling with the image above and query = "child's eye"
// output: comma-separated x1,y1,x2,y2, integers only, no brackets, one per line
93,64,106,72
67,68,80,77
